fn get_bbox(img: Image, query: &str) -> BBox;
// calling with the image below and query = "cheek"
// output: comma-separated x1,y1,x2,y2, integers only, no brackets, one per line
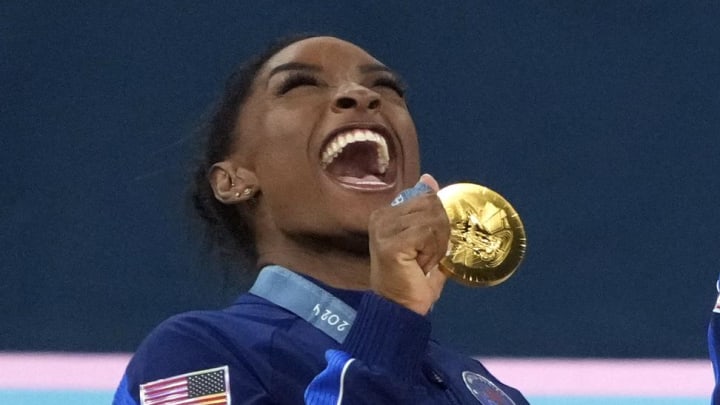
254,141,322,223
393,111,421,181
256,165,324,232
256,106,324,162
256,148,315,199
255,107,314,164
250,102,328,222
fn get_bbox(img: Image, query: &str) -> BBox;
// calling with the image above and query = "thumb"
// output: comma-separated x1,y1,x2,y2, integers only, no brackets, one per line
391,173,441,207
418,173,440,192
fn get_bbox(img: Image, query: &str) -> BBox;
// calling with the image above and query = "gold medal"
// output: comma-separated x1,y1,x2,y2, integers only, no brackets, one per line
437,183,527,287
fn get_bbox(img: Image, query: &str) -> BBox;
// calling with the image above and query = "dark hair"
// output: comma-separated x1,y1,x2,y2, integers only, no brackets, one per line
191,34,317,269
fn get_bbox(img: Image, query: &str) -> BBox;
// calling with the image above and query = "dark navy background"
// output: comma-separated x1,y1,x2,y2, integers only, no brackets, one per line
2,1,718,358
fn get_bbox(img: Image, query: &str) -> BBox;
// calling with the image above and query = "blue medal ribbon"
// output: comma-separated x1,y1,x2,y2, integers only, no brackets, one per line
250,265,357,343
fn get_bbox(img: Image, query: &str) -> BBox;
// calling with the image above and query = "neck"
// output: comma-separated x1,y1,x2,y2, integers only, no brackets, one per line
255,235,372,291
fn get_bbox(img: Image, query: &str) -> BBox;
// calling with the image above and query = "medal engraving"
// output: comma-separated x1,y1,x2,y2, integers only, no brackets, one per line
437,183,526,287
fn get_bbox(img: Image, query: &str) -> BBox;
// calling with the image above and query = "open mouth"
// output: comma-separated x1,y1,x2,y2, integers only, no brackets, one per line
320,128,396,189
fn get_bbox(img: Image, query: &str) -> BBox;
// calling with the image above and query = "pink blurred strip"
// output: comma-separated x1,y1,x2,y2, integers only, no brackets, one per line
482,357,713,397
0,352,131,390
0,352,714,396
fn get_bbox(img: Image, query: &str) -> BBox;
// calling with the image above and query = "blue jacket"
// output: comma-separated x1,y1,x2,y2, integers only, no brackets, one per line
114,266,528,404
710,278,720,404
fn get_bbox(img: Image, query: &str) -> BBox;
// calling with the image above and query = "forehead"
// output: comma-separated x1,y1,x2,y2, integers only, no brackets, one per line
260,37,384,78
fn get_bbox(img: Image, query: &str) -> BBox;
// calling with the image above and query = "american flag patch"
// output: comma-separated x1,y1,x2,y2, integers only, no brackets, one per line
140,366,230,405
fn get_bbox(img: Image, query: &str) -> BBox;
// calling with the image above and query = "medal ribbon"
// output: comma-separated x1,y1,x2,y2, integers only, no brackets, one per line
250,265,357,343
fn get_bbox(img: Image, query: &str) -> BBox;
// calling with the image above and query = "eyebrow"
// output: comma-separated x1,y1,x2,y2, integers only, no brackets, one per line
267,62,399,79
268,62,322,79
358,63,395,75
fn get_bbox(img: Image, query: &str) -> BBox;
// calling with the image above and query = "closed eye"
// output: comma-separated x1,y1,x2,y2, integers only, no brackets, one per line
373,76,406,98
276,72,320,95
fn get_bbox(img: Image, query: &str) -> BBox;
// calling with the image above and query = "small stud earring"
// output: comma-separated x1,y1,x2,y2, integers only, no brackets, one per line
242,187,253,196
234,187,253,199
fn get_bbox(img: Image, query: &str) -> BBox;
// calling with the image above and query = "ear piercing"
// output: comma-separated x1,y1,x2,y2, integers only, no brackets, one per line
235,187,253,198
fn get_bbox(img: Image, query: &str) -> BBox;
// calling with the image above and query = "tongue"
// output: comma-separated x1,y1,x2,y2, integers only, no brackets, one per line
336,174,385,184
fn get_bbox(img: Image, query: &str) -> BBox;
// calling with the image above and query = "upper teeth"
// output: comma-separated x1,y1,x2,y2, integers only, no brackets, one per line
320,129,390,173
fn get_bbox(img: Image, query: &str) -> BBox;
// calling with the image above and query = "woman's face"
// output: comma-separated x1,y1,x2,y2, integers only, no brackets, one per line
233,36,420,246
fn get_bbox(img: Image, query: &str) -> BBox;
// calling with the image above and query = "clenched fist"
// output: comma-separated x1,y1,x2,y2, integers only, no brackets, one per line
368,174,451,315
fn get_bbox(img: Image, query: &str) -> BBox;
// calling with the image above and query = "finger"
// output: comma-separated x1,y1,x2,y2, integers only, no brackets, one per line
394,224,443,266
390,174,440,208
416,226,441,272
426,265,448,302
372,197,446,236
418,173,440,192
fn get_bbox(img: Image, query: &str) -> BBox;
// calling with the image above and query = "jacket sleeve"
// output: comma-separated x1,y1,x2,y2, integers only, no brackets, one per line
710,277,720,405
304,293,430,404
113,314,274,405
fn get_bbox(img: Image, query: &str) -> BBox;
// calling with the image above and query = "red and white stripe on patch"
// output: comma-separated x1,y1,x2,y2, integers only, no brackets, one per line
139,365,230,405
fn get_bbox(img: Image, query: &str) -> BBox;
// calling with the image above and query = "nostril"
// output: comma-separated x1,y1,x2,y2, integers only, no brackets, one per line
368,99,380,109
336,97,356,109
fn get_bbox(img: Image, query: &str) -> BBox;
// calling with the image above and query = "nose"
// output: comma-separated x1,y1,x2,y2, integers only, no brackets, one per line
331,83,381,112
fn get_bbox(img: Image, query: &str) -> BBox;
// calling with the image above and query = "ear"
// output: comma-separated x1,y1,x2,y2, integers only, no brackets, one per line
208,161,259,205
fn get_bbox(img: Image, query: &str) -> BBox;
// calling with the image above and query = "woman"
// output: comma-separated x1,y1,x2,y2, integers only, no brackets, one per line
114,35,529,405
